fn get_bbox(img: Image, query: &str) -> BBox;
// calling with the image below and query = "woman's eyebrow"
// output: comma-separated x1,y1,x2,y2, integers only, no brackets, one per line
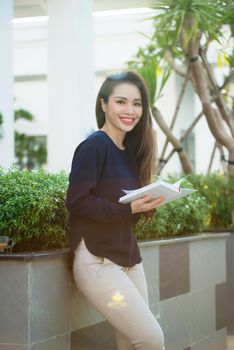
114,96,142,101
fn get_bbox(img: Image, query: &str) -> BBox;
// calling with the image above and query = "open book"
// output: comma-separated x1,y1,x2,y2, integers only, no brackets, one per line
119,177,196,207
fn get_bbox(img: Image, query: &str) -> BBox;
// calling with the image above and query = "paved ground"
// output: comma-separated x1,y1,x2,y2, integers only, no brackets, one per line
228,336,234,350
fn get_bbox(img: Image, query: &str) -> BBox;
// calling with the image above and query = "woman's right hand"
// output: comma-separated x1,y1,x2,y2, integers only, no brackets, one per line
130,195,165,214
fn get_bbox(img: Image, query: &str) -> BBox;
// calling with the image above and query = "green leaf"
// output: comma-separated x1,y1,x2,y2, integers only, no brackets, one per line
14,109,34,122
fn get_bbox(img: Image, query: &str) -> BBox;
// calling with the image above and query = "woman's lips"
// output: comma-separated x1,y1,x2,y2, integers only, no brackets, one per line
119,117,135,125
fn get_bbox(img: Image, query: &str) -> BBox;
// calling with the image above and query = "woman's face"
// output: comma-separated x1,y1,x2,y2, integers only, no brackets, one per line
101,83,143,134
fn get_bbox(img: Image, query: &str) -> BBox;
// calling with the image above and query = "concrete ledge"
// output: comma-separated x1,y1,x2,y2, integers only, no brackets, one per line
139,232,230,247
0,248,70,261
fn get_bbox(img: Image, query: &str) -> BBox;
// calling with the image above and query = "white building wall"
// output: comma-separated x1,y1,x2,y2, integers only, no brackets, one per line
14,80,48,135
13,20,47,76
93,11,154,72
12,9,222,174
13,19,48,137
0,0,14,168
47,0,95,172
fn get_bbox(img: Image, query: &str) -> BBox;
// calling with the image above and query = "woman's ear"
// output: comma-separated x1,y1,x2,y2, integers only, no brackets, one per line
100,99,106,113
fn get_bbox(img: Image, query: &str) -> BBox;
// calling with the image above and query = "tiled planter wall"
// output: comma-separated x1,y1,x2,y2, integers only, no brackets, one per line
0,251,71,350
0,233,229,350
226,232,234,335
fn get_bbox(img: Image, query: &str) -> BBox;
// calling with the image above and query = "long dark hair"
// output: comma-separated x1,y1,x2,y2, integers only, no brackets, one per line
95,71,155,186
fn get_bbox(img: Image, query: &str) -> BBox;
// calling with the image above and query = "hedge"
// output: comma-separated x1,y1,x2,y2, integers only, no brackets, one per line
0,169,232,252
135,176,210,240
189,173,234,229
0,168,69,251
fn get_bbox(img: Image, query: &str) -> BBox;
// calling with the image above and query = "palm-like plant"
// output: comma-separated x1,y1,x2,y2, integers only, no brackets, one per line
129,0,234,222
129,0,234,175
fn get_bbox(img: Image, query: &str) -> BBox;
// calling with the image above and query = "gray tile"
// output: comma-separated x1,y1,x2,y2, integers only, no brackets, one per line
0,261,29,343
227,335,234,349
226,234,234,334
29,257,70,343
190,329,227,350
71,282,105,330
159,243,190,300
190,287,216,344
30,333,70,350
190,335,216,350
159,293,191,350
214,328,227,350
190,239,226,292
216,282,227,331
71,321,116,350
140,245,160,317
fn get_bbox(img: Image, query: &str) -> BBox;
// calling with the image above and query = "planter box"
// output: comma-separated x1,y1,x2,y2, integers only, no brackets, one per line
0,250,71,350
226,232,234,335
0,233,229,350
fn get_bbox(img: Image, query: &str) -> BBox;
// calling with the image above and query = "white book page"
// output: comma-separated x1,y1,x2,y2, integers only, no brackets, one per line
119,178,196,205
157,188,197,207
122,180,179,195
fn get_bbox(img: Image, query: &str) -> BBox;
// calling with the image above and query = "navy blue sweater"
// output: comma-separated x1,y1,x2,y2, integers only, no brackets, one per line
66,130,142,267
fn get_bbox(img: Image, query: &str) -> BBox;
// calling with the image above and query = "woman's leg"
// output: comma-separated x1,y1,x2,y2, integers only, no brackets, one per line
73,240,164,350
114,261,161,350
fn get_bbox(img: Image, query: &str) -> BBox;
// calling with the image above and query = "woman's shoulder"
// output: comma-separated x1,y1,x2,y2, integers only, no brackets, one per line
75,130,108,154
86,130,108,144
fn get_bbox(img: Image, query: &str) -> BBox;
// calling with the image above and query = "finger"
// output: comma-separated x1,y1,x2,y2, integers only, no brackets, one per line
144,197,165,210
144,195,165,204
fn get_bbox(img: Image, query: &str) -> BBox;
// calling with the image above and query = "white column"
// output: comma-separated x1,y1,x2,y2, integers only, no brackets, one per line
48,0,95,172
0,0,14,168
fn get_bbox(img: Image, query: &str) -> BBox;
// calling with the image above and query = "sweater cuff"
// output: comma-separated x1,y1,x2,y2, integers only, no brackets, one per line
118,202,133,219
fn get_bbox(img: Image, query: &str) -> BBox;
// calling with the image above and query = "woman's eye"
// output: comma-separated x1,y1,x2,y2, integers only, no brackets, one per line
134,103,142,107
116,100,125,104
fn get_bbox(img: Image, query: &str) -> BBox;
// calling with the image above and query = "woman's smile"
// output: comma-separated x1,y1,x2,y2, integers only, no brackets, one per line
119,116,137,126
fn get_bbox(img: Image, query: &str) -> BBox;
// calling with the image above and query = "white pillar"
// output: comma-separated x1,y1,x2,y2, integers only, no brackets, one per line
0,0,14,168
48,0,95,172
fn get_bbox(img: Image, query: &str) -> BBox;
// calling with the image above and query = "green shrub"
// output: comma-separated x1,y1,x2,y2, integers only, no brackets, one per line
1,170,231,252
0,168,69,252
135,178,210,240
189,173,234,229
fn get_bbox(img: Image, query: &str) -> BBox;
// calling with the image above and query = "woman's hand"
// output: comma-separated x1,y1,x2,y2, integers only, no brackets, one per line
130,195,165,214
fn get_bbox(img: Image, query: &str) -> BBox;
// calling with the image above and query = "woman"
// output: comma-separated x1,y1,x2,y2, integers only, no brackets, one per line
66,71,165,350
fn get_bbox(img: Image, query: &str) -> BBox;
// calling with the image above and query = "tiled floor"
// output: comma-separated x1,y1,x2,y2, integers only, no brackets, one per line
228,336,234,350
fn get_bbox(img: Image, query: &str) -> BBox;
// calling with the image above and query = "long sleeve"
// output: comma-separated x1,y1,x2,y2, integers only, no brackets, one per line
66,140,133,223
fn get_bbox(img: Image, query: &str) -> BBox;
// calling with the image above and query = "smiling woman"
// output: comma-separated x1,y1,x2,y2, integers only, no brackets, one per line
66,71,165,350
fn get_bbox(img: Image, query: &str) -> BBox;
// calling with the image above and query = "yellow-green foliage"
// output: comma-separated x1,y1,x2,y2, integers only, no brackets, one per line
135,178,210,240
189,173,234,229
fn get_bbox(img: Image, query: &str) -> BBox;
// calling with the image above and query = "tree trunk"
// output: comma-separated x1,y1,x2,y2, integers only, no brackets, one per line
151,106,193,174
180,19,234,176
159,67,190,166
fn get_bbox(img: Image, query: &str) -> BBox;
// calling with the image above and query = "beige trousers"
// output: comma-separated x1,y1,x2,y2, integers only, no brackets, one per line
73,239,164,350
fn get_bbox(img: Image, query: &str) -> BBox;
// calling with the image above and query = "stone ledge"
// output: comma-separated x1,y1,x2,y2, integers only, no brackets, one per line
139,232,230,247
0,248,70,261
0,233,230,260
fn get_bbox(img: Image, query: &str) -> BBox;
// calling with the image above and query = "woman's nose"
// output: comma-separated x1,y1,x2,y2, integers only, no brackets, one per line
125,103,134,114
